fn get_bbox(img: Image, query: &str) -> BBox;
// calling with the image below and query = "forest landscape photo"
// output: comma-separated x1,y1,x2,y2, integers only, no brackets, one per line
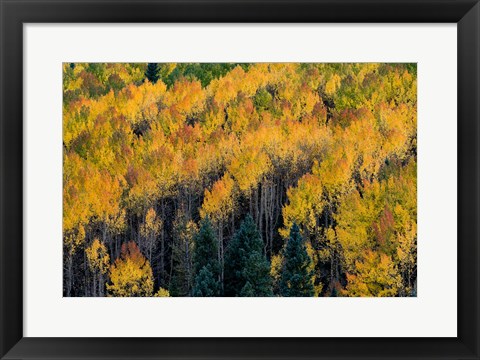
63,63,417,297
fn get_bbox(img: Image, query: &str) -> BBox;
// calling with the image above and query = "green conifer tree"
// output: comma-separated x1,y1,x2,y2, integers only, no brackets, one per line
193,266,220,297
224,215,272,297
239,281,255,297
145,63,160,84
192,217,220,296
279,223,315,297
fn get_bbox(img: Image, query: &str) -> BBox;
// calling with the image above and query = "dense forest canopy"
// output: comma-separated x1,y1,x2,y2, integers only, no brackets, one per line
63,62,417,297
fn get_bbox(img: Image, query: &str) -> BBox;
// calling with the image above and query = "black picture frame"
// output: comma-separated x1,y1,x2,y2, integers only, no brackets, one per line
1,1,479,359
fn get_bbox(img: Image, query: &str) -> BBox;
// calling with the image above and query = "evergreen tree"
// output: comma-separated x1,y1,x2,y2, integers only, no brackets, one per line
145,63,160,84
192,217,220,296
224,215,272,296
279,223,315,297
193,266,220,297
239,281,255,297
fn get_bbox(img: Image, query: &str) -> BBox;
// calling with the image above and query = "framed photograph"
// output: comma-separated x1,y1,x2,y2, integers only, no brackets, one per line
1,0,479,359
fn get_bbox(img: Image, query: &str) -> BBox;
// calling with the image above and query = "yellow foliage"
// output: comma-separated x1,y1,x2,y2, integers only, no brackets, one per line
325,74,342,96
344,251,402,297
281,174,324,238
335,161,417,272
86,238,110,275
164,79,205,115
64,224,86,255
107,242,154,297
63,63,417,297
154,288,170,297
270,253,283,284
200,174,236,225
228,136,272,194
140,207,162,239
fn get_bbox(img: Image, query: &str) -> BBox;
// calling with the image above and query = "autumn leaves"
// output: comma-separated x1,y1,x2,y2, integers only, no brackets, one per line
63,63,417,297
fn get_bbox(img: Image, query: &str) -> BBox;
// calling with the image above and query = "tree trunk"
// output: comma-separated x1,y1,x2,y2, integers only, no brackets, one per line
99,272,104,296
185,236,191,295
218,221,224,291
66,253,73,297
92,272,97,297
259,182,264,242
160,199,166,286
254,186,260,227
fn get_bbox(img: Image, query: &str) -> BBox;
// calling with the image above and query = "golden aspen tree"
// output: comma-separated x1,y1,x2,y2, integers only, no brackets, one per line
86,238,110,296
200,174,236,284
154,288,170,297
107,242,154,297
344,251,402,297
139,207,162,264
281,173,324,238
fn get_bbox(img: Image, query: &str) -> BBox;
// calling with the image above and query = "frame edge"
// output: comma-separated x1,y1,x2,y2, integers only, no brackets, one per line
458,2,480,357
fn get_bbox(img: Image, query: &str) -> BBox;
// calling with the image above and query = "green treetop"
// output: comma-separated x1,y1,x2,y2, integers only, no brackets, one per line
279,223,315,297
224,214,272,297
192,217,221,296
145,63,160,84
